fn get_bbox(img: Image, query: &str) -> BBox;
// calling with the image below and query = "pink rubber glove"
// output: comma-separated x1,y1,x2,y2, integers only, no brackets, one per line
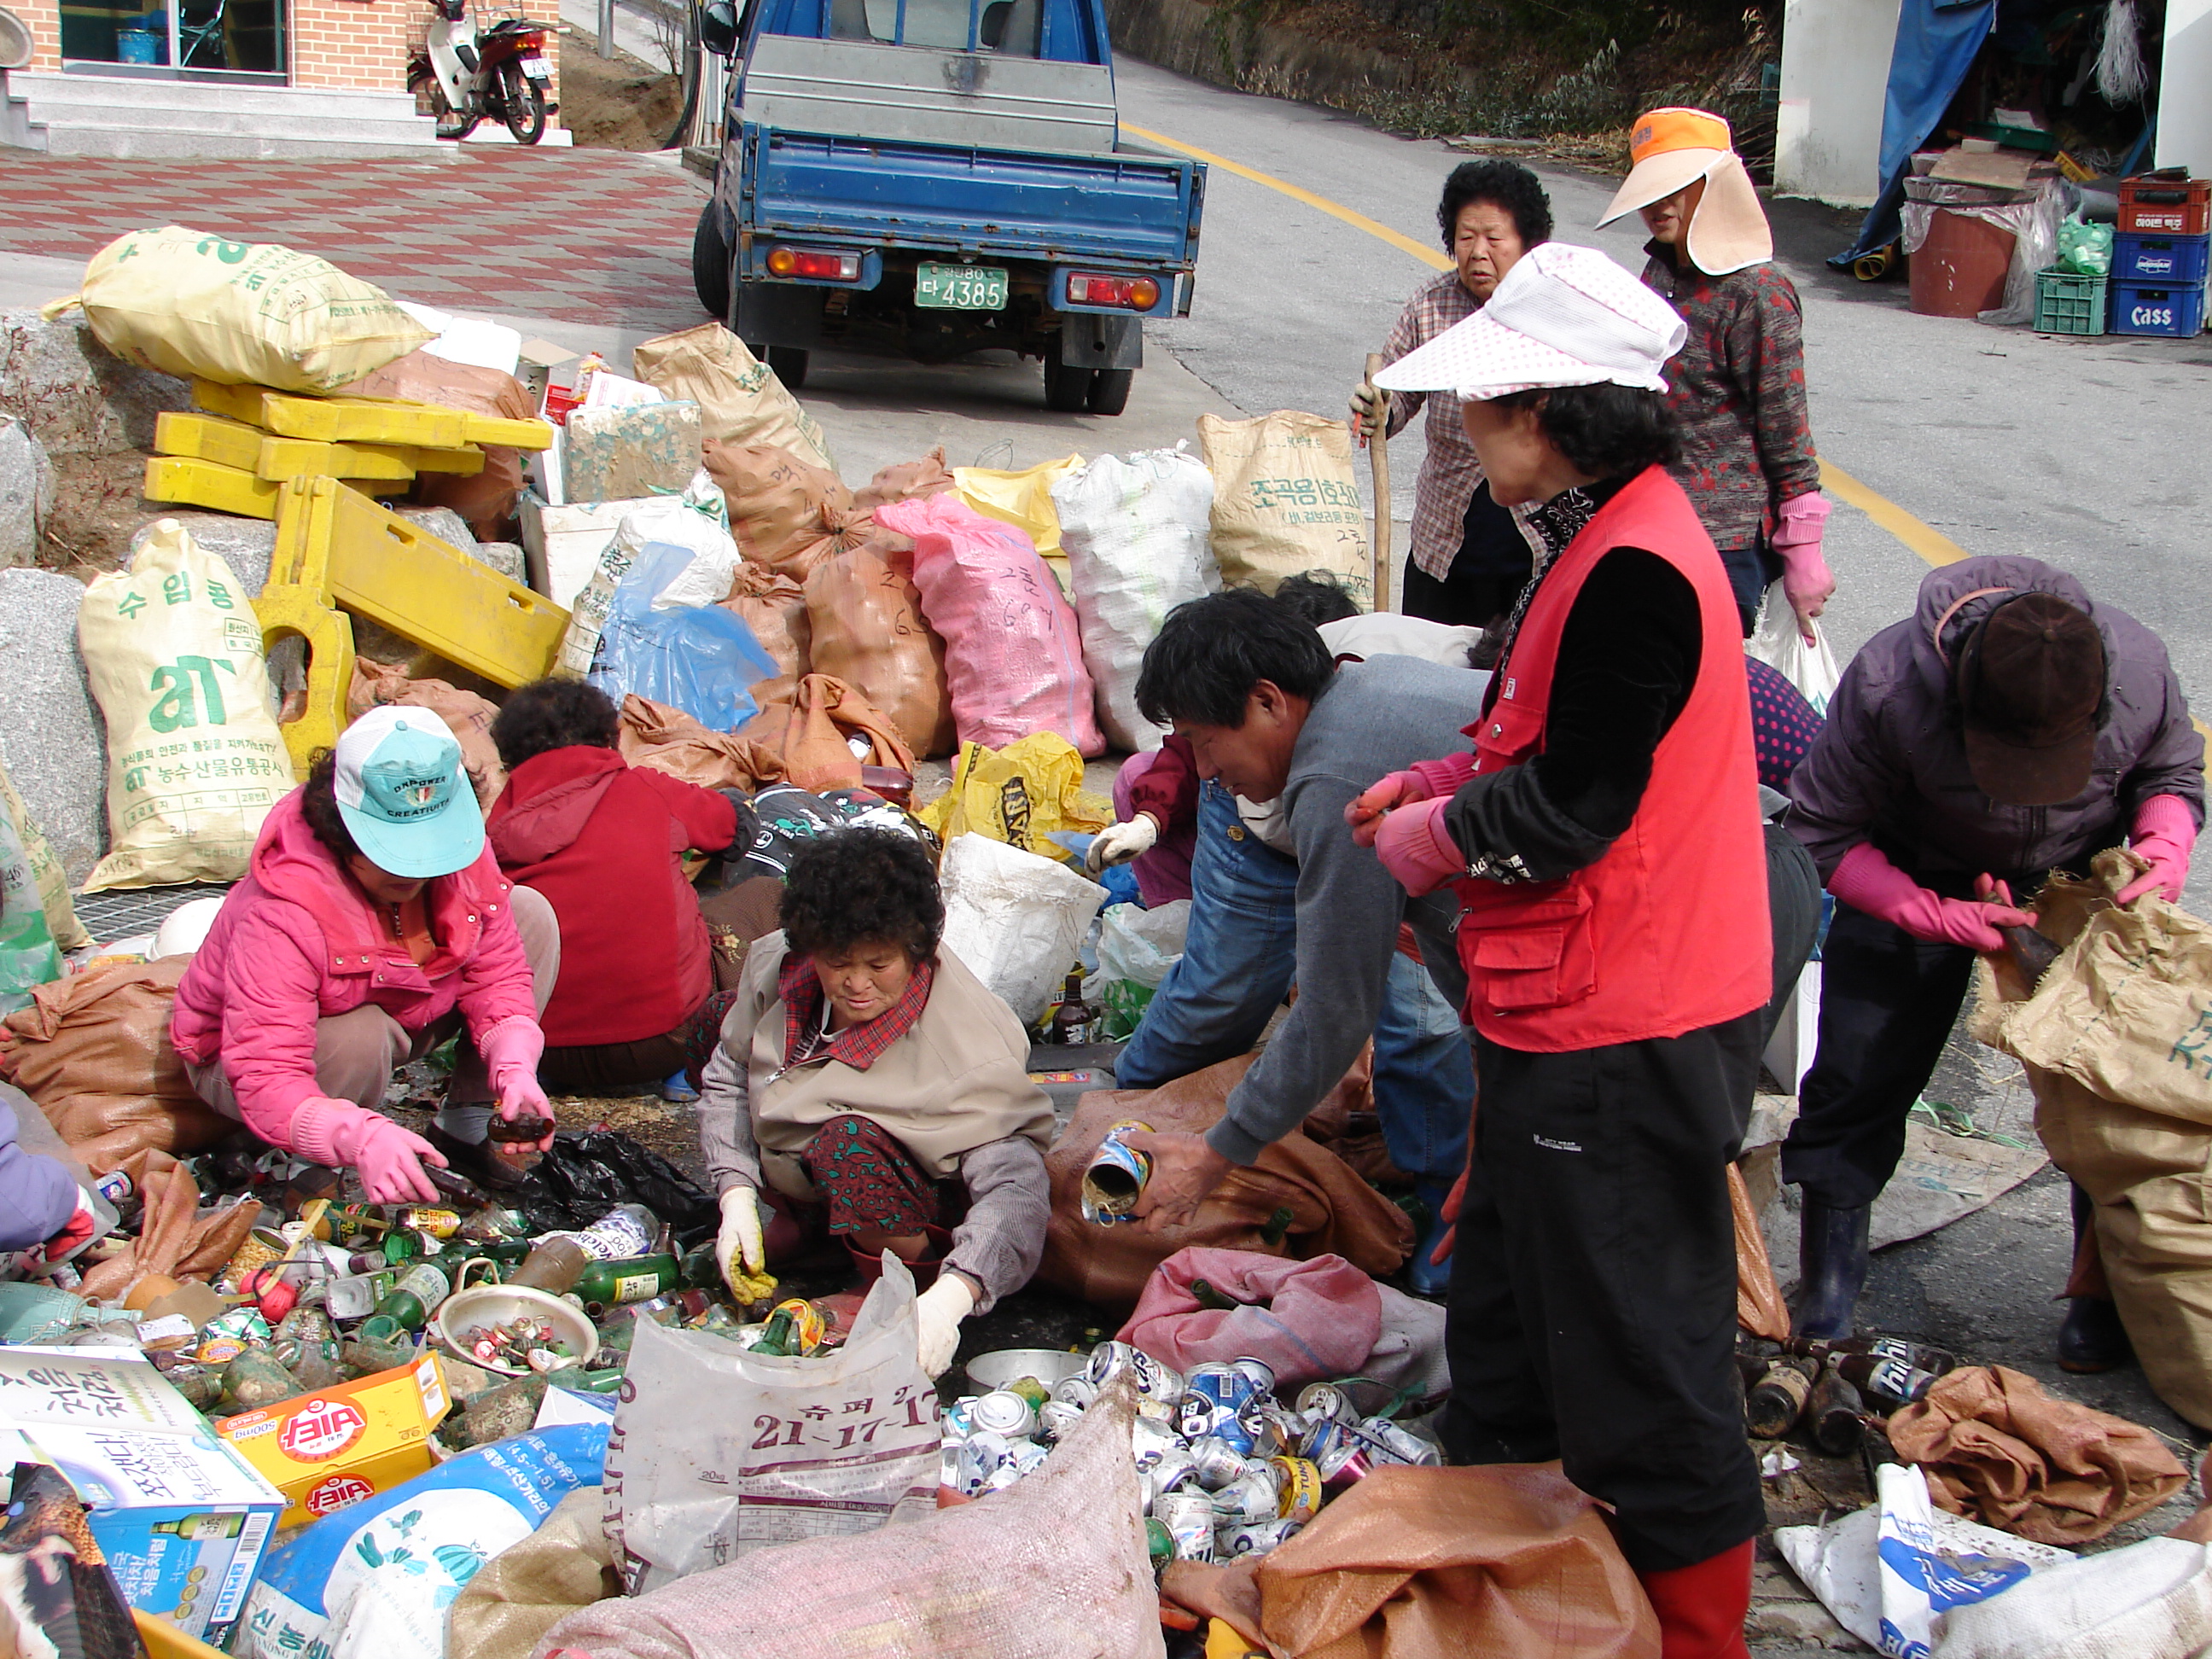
1346,770,1435,847
479,1016,555,1150
294,1098,447,1203
1373,797,1466,897
1772,492,1836,643
2119,794,2197,906
1827,842,2034,952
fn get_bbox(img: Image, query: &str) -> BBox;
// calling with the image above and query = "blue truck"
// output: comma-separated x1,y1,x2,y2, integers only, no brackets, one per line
690,0,1204,415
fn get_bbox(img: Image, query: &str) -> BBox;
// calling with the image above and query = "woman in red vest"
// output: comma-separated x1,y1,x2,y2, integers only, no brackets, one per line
1350,242,1772,1656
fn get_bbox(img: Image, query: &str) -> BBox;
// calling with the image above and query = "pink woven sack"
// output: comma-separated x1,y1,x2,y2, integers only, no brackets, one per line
1117,1246,1382,1393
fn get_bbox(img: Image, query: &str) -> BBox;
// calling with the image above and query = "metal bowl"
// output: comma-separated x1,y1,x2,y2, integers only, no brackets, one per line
963,1347,1088,1395
432,1284,599,1377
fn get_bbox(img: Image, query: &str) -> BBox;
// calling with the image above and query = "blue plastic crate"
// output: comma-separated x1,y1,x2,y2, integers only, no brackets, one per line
2111,280,2209,337
2113,232,2211,286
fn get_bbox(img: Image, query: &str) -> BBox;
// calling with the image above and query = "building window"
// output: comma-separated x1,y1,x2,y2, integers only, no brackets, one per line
63,0,286,75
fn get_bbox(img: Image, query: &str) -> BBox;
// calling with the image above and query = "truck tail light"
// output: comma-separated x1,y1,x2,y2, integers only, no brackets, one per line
1067,272,1161,310
765,246,861,282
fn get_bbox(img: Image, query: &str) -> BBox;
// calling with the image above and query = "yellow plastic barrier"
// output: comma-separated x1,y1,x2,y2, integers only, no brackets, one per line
191,377,553,451
143,454,282,518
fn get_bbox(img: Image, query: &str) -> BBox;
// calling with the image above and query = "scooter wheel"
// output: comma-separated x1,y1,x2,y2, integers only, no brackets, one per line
498,60,547,143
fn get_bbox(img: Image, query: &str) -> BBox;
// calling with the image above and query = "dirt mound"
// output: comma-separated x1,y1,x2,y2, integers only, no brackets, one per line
561,40,684,152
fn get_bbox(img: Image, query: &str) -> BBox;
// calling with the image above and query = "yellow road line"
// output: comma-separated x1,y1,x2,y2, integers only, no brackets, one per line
1121,122,1453,272
1818,462,1970,568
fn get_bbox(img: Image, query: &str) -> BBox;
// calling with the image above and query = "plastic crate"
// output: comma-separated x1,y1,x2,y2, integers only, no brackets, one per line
2119,174,2210,236
2113,232,2211,286
2110,280,2209,338
2033,268,2107,335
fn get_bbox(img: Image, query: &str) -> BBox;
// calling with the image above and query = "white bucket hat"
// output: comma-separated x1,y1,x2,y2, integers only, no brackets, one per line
1374,242,1687,401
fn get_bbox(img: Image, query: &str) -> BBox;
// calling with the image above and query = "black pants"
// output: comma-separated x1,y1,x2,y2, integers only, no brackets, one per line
1763,822,1824,1055
1443,1008,1768,1573
1780,902,1976,1210
1403,480,1533,628
1719,538,1784,638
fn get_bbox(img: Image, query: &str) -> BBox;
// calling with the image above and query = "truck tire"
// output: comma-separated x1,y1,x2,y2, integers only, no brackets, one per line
765,346,810,390
692,203,731,321
1086,368,1133,416
1043,337,1092,413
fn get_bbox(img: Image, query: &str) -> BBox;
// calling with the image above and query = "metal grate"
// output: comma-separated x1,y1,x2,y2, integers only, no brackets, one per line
70,882,233,943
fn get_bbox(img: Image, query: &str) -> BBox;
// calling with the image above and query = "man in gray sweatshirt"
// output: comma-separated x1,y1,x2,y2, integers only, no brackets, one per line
1124,590,1485,1261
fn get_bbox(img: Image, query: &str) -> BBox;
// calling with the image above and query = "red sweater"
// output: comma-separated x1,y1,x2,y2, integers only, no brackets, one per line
486,747,739,1046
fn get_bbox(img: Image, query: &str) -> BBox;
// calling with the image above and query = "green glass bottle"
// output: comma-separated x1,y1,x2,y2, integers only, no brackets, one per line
574,1254,681,1314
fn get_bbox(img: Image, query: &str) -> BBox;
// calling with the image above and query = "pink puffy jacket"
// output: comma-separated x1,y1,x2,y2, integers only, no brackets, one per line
172,789,537,1151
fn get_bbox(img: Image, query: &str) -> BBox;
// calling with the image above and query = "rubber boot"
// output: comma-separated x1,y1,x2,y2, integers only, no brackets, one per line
2058,1182,2133,1373
1792,1197,1870,1342
1636,1538,1755,1659
1407,1179,1454,1298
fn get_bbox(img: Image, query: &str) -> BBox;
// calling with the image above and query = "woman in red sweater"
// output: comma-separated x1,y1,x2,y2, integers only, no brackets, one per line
486,680,742,1096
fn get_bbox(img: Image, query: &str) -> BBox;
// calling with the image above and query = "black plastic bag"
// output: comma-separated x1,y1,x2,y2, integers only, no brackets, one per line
0,1462,143,1659
511,1129,719,1245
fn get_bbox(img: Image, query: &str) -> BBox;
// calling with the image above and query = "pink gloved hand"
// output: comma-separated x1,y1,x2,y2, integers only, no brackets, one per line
2119,794,2197,906
1372,797,1466,897
1346,770,1435,847
1772,492,1836,643
479,1016,555,1150
295,1098,448,1204
1828,842,2035,952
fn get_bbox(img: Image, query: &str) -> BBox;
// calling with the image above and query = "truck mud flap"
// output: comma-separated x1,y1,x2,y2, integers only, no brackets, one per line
1057,314,1141,370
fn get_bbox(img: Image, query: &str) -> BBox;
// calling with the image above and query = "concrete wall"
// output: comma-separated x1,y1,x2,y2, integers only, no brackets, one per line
2158,0,2211,172
1773,0,1900,206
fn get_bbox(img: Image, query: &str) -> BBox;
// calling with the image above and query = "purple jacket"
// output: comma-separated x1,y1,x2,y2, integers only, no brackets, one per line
1787,556,2204,888
0,1090,78,1252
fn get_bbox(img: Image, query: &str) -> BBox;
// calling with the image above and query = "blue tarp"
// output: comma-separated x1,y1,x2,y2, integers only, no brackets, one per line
1831,0,1998,265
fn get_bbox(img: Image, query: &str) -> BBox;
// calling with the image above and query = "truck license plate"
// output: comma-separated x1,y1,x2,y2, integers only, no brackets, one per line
916,264,1007,311
520,55,550,79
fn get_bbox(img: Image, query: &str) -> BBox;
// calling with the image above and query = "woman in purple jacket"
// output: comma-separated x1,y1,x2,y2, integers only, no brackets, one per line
1784,556,2203,1365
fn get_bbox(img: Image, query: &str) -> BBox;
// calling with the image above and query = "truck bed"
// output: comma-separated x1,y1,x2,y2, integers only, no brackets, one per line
741,125,1202,270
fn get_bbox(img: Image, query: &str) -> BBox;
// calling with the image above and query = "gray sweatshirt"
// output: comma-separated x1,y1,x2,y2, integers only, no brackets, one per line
1206,655,1486,1166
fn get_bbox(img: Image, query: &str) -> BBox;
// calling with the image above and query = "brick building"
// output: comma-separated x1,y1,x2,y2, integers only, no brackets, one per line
1,0,562,154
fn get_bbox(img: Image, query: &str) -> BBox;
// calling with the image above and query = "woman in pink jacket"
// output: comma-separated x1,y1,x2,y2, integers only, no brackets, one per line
173,707,558,1202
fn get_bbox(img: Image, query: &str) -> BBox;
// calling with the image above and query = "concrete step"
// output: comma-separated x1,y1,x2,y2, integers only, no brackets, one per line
0,71,441,154
37,125,450,158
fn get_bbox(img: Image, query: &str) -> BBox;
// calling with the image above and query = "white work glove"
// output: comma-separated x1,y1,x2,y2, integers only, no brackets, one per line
1348,381,1389,445
718,1186,777,1303
914,1272,975,1379
1086,812,1160,872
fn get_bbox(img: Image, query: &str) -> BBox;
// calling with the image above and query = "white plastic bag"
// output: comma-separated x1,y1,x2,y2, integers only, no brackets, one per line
556,472,736,672
938,833,1107,1027
602,1254,939,1597
1092,899,1190,1039
1773,1464,2070,1656
1938,1532,2212,1659
1747,579,1841,717
1053,446,1220,751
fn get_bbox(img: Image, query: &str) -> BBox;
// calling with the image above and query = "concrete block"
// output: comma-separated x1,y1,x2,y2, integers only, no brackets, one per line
395,504,480,555
0,309,191,458
0,568,105,883
472,539,527,583
0,416,55,568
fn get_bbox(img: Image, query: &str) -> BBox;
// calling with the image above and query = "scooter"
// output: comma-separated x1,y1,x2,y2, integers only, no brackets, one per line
407,0,554,144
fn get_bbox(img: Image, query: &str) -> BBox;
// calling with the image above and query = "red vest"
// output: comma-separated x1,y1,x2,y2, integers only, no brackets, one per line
1452,465,1770,1051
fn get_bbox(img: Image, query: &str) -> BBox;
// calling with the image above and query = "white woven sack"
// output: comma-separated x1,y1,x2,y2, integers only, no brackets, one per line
938,832,1106,1027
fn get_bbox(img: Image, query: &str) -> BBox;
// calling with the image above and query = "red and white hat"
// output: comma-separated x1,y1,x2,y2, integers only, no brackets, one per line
1374,242,1687,401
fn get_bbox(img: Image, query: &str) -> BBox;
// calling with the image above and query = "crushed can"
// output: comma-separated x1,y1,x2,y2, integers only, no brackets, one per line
1155,1491,1215,1563
1357,1417,1441,1467
1185,1435,1249,1490
1271,1456,1323,1522
1295,1381,1357,1427
1211,1464,1281,1525
1080,1121,1154,1225
1185,1362,1260,1416
1150,1447,1201,1498
1219,1519,1296,1558
969,1388,1039,1439
1132,1415,1185,1470
1087,1341,1183,1402
1051,1374,1099,1409
1237,1399,1300,1459
1177,1394,1233,1441
1037,1400,1086,1442
1229,1357,1277,1397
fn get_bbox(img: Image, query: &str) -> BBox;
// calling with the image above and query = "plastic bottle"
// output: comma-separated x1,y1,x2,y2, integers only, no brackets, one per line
509,1235,591,1295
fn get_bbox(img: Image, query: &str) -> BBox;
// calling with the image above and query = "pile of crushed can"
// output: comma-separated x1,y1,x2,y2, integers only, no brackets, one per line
940,1341,1440,1568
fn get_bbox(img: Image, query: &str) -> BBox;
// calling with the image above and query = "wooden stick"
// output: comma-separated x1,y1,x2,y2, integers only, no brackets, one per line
1363,352,1391,613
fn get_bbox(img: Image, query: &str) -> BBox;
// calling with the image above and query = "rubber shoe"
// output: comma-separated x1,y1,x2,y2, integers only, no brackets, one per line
1636,1538,1754,1659
1792,1198,1871,1342
2057,1296,2133,1374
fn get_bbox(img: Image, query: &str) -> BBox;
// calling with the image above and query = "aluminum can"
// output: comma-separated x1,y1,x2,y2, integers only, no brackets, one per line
1237,1399,1299,1459
1271,1456,1323,1522
1359,1417,1441,1467
1144,1516,1175,1570
1131,1415,1185,1470
1080,1120,1154,1225
939,1441,982,1499
94,1168,134,1208
1051,1374,1099,1409
1211,1409,1257,1458
1295,1382,1357,1427
1177,1394,1232,1441
1211,1467,1280,1525
1219,1519,1296,1558
1185,1435,1249,1490
1229,1357,1277,1397
1137,1469,1157,1511
969,1388,1039,1439
1185,1362,1259,1415
941,1399,980,1438
955,1430,1014,1493
1087,1341,1184,1401
1155,1491,1215,1563
1038,1400,1086,1442
1004,1436,1050,1476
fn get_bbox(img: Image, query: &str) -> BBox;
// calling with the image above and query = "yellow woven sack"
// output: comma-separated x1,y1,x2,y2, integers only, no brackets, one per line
46,228,430,392
78,520,289,890
0,760,90,952
953,453,1084,556
1197,410,1371,605
917,733,1110,866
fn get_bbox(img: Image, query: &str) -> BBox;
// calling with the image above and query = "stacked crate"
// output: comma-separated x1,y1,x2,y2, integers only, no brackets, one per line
2111,173,2209,338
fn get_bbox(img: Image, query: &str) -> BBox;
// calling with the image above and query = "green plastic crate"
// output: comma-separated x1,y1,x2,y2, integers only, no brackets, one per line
2034,268,2107,335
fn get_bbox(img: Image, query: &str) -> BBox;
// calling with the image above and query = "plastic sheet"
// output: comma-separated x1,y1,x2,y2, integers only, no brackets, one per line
1901,181,2065,327
587,542,777,736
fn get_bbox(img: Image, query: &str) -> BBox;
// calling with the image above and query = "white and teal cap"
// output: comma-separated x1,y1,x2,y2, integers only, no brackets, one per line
333,705,484,879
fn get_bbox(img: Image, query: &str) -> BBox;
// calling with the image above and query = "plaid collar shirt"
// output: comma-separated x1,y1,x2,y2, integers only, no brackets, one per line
1379,269,1547,583
777,952,936,1071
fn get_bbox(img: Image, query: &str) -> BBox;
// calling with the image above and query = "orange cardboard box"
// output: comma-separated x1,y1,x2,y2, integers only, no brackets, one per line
217,1354,451,1528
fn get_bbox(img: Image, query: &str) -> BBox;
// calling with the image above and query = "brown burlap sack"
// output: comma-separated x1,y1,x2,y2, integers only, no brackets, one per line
1039,1054,1414,1316
452,1487,622,1659
719,562,811,709
1732,1162,1789,1341
736,672,916,795
629,323,836,472
700,442,854,578
1164,1464,1658,1659
616,696,784,794
1887,1364,2187,1545
340,351,536,538
851,446,956,513
74,1153,256,1302
0,959,231,1173
803,544,955,760
1974,847,2212,1428
348,660,505,809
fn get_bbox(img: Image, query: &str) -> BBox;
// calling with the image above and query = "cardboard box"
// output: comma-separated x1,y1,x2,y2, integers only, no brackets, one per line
0,1348,286,1646
218,1354,451,1528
